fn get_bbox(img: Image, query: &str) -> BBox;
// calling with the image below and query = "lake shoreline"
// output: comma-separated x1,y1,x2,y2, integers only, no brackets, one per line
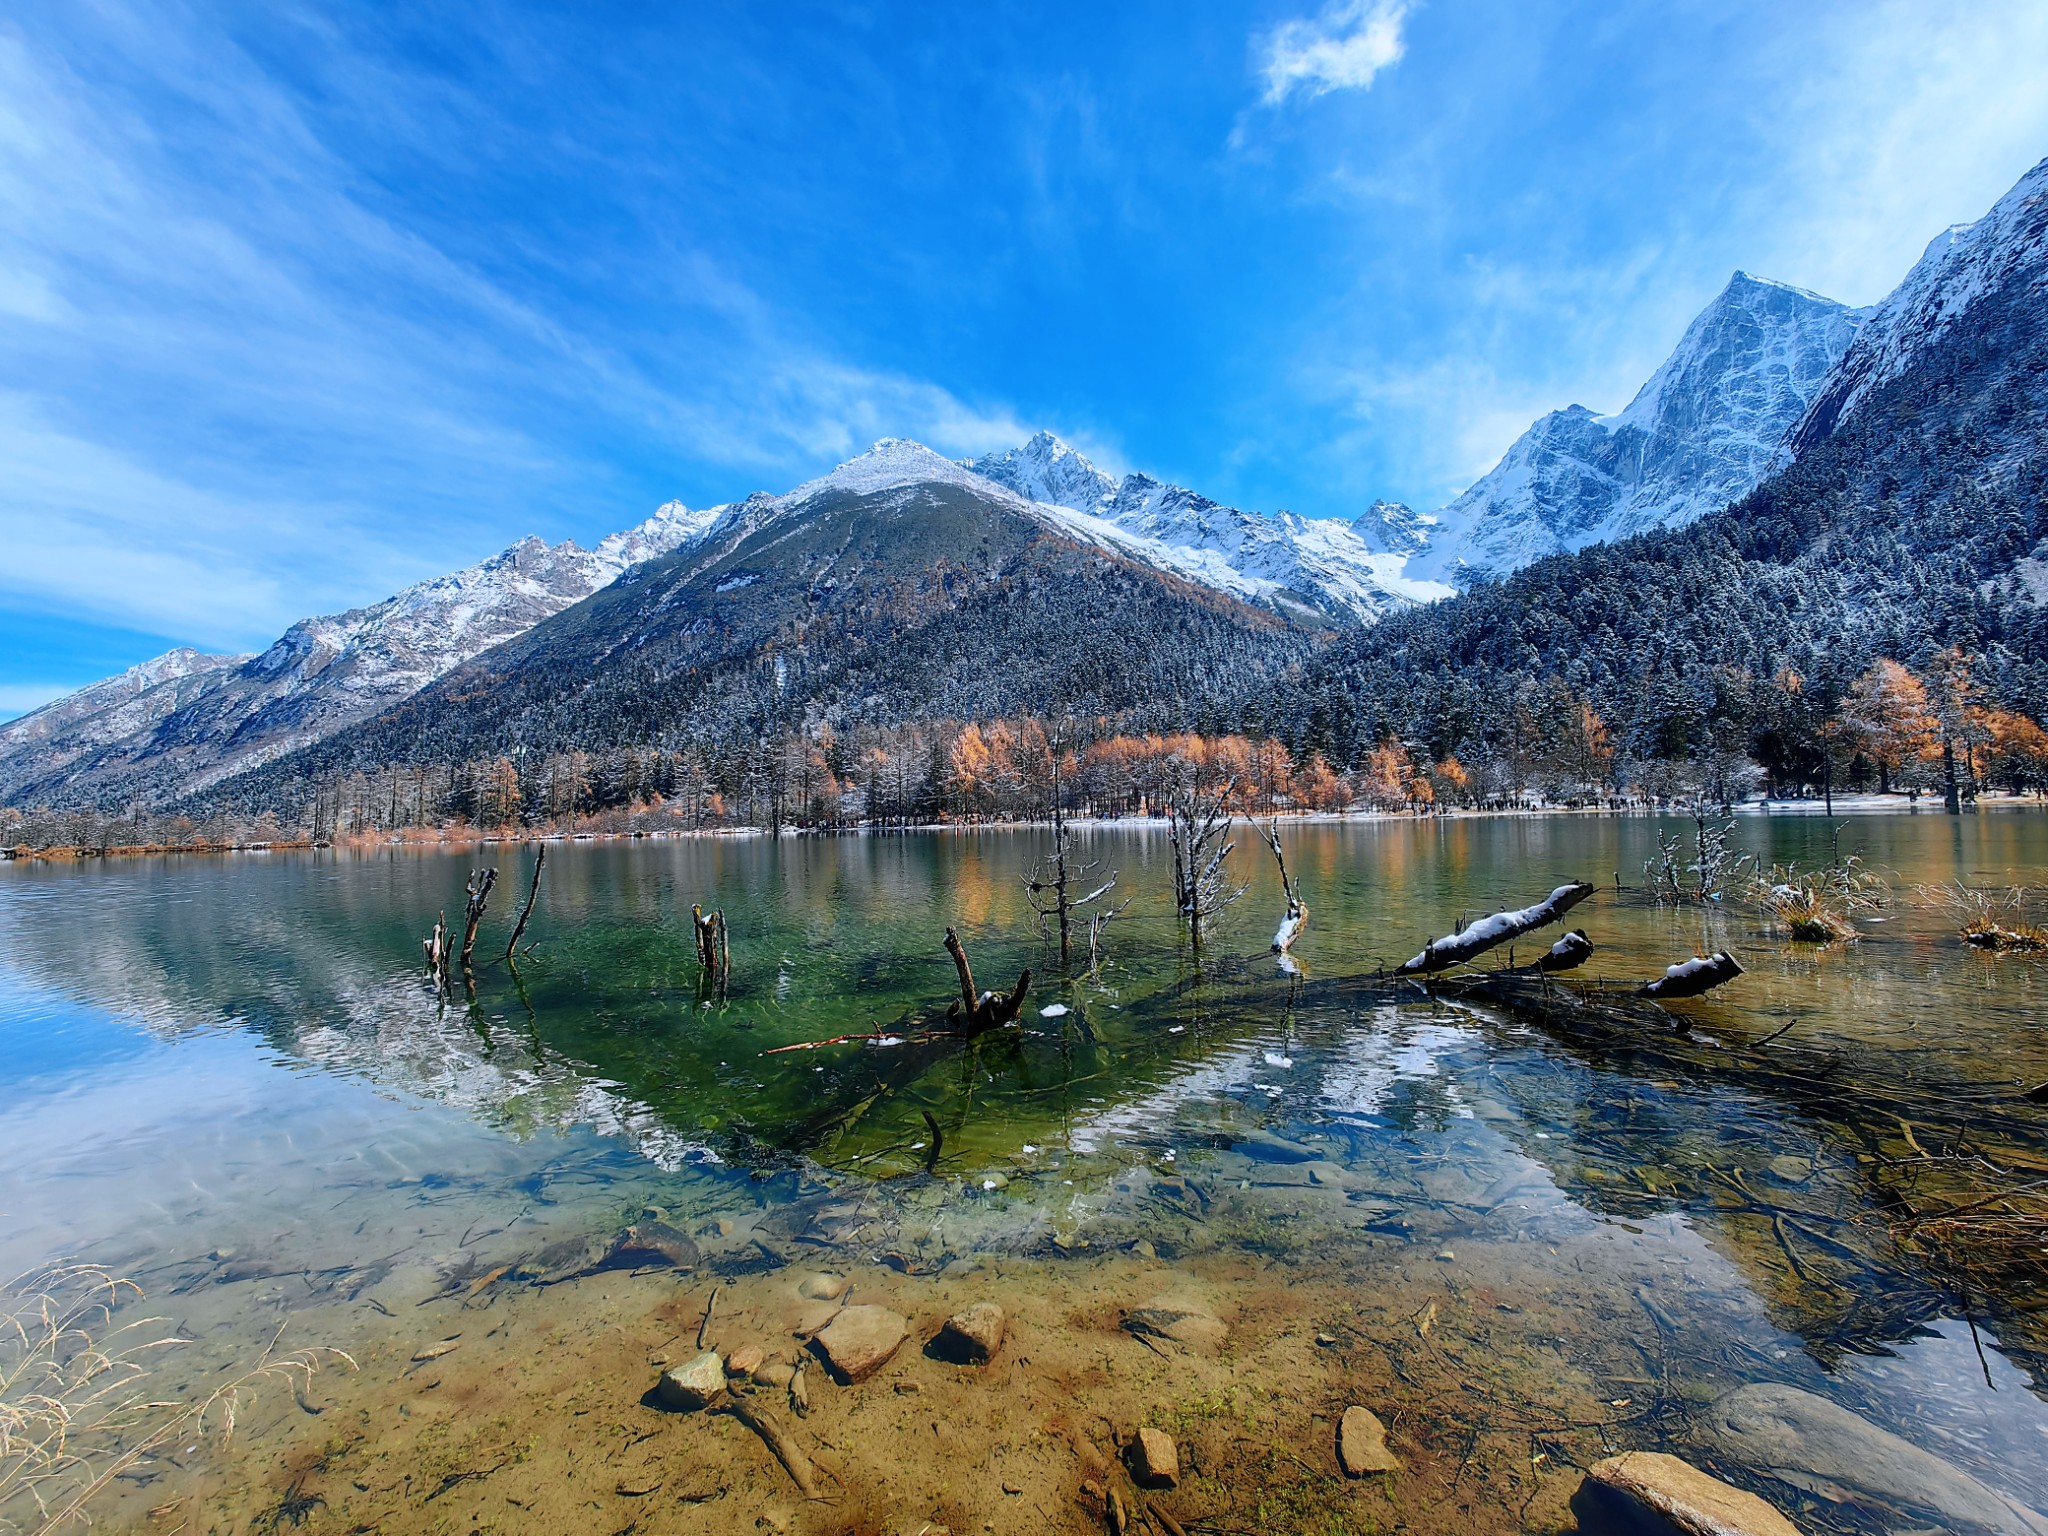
7,791,2043,863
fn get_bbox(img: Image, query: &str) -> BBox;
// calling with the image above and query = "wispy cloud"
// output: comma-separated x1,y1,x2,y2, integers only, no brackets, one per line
1257,1,1411,106
0,5,1044,657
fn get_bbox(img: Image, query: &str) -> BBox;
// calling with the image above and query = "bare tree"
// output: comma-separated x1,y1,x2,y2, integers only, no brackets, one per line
459,867,498,968
1022,725,1123,966
1167,767,1247,952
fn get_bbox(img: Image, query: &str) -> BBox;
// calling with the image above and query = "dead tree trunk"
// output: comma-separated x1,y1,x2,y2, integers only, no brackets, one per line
1024,800,1123,970
504,845,546,961
1395,882,1594,975
423,911,449,980
693,903,731,979
460,867,498,968
943,927,1031,1033
1263,821,1307,954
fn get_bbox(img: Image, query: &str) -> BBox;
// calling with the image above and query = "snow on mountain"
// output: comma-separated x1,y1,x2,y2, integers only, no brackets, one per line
970,432,1117,512
969,432,1452,622
0,648,250,773
1351,500,1436,557
0,503,721,807
1792,155,2048,451
1414,272,1866,586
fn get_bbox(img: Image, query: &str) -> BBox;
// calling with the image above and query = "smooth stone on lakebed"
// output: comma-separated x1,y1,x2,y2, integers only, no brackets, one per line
812,1304,909,1383
1695,1383,2048,1536
798,1272,847,1301
607,1220,701,1271
1573,1451,1799,1536
725,1345,765,1378
1338,1406,1401,1476
1234,1129,1319,1163
1129,1427,1179,1488
1122,1295,1228,1354
931,1302,1006,1364
657,1350,726,1410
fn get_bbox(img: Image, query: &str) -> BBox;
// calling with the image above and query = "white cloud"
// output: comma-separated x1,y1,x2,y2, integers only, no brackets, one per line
1742,1,2048,306
1258,1,1411,106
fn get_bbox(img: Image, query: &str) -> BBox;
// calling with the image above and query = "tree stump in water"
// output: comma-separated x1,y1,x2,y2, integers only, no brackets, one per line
943,927,1031,1033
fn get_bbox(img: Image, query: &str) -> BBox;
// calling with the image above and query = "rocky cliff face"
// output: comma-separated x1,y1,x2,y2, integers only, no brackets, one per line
1414,273,1866,584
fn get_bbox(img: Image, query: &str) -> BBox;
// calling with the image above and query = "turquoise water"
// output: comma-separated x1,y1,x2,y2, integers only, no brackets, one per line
5,812,2048,1531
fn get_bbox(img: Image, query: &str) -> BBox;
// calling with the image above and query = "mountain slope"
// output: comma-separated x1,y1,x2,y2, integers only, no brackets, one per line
1791,155,2048,451
1298,162,2048,768
970,432,1452,622
1415,273,1866,585
0,649,251,783
0,503,719,810
203,443,1310,811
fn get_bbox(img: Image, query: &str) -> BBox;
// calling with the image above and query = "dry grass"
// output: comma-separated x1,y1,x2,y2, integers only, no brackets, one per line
1921,882,2048,953
1753,858,1883,944
0,1263,351,1535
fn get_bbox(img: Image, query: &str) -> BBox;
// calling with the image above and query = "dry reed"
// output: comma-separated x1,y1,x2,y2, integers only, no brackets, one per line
1,1263,351,1535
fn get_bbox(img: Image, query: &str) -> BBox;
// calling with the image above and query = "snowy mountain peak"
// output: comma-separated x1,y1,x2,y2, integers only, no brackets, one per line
1350,500,1436,556
782,437,1008,508
968,433,1117,512
968,434,1450,621
597,500,724,568
1412,269,1865,585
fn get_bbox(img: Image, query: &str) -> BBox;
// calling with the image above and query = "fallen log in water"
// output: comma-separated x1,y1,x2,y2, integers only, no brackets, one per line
1638,951,1744,1000
1395,882,1595,975
720,1391,820,1497
1535,929,1594,972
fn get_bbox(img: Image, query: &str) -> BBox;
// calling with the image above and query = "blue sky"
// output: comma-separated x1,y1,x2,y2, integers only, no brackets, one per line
4,1,2048,717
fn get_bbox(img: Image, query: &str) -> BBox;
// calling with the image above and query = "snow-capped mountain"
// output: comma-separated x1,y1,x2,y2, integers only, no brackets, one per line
1413,272,1867,585
0,503,721,808
969,431,1453,622
1791,155,2048,451
0,648,250,776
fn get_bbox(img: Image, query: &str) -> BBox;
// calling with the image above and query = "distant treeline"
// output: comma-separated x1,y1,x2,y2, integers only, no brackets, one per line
7,648,2044,851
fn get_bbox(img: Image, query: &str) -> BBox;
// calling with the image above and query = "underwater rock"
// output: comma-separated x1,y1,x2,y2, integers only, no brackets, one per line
798,1272,847,1301
813,1304,908,1383
607,1220,701,1270
1573,1451,1799,1536
1122,1296,1227,1354
726,1345,765,1378
1694,1383,2048,1536
1234,1130,1318,1163
931,1302,1006,1364
1129,1427,1179,1488
657,1350,726,1410
1338,1406,1401,1476
1765,1156,1813,1185
754,1360,795,1389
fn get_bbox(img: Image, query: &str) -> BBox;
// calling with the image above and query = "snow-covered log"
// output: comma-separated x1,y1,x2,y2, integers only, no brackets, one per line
1396,882,1594,975
1535,929,1594,973
1638,951,1743,1000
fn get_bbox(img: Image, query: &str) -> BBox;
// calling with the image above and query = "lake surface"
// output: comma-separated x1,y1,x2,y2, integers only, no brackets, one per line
5,812,2048,1534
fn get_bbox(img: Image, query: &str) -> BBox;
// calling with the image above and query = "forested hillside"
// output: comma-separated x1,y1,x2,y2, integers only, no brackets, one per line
1281,224,2048,784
